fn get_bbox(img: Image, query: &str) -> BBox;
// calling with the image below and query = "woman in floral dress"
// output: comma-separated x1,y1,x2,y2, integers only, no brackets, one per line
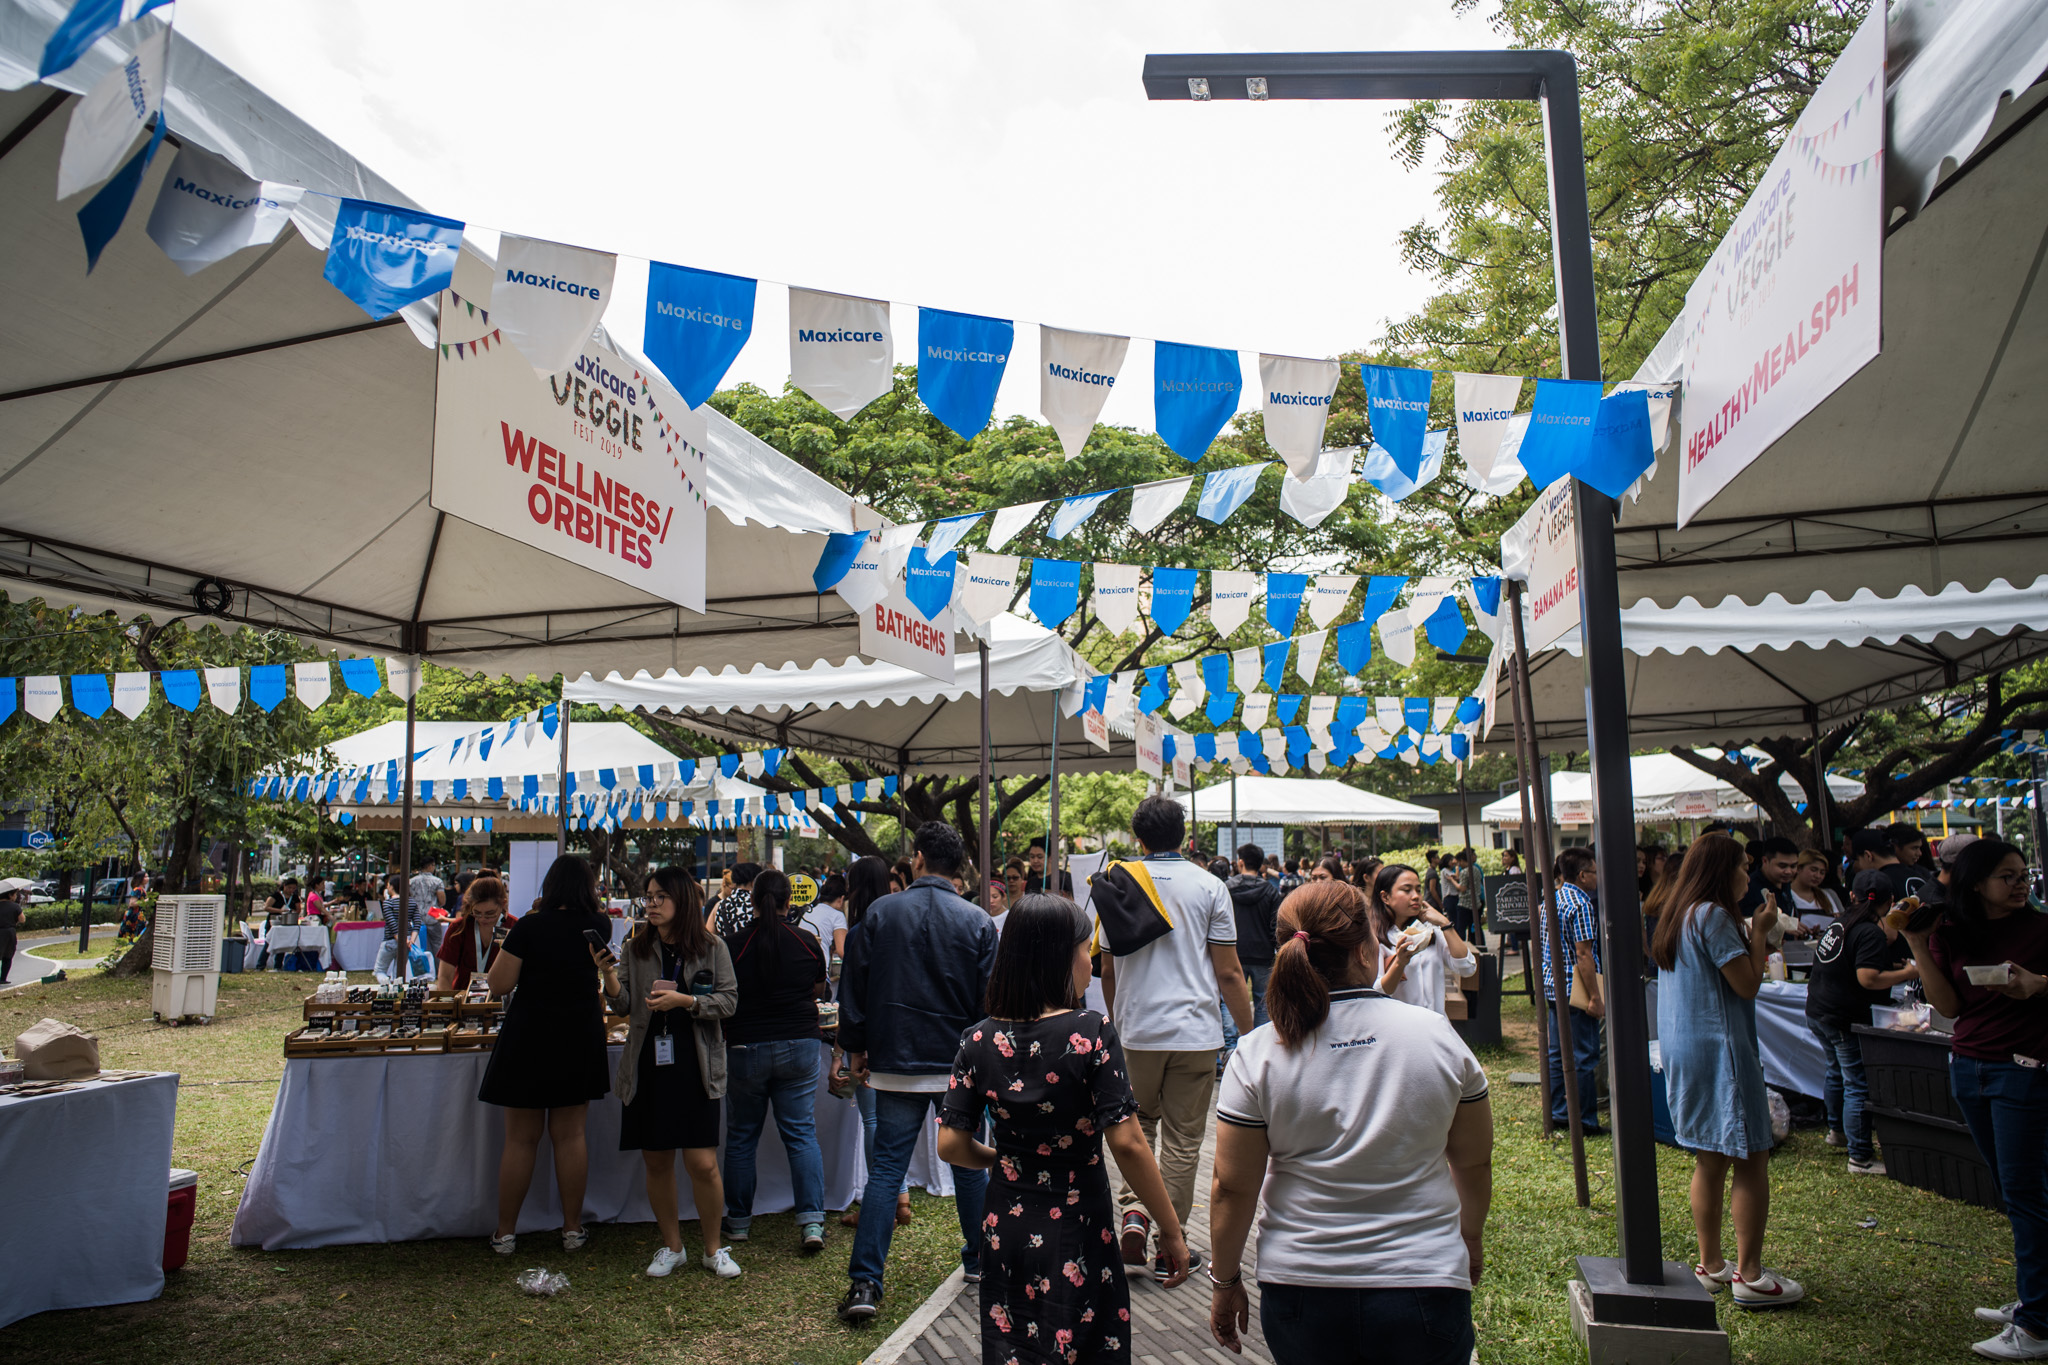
940,895,1189,1364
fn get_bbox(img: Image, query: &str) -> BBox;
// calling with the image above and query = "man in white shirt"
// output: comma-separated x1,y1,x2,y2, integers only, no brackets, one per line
1093,795,1252,1283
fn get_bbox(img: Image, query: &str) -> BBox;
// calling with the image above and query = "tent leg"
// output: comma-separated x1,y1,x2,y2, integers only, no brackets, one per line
1046,687,1061,892
556,696,572,858
978,642,993,906
1230,778,1238,865
1504,591,1551,1123
399,684,416,982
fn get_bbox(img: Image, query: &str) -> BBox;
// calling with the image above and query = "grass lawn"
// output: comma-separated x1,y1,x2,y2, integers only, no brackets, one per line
0,964,2023,1364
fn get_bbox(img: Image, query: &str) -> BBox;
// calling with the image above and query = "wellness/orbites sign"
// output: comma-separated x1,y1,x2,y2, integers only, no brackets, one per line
431,307,707,612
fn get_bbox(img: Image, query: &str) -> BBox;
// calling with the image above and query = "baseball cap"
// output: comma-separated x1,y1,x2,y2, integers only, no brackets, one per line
1937,832,1981,865
1850,868,1896,903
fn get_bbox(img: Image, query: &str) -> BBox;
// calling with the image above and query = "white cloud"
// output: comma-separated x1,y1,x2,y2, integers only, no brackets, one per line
176,0,1502,427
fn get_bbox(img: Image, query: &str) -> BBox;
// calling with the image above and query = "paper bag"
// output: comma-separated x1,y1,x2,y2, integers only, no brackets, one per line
14,1017,100,1079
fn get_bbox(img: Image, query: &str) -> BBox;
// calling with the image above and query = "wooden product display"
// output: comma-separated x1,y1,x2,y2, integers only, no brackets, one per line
286,990,629,1057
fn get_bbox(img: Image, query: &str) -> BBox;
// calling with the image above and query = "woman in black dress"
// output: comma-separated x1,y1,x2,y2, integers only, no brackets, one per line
938,894,1189,1364
608,867,742,1279
480,855,617,1254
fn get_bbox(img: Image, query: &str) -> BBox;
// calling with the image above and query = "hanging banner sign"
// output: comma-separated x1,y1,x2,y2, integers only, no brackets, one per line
431,313,708,610
1523,477,1581,651
1673,790,1718,819
145,141,305,276
1084,704,1111,752
860,575,956,684
789,287,894,419
1677,6,1885,526
1041,326,1128,460
323,200,464,319
1135,712,1165,777
56,27,166,200
1259,354,1340,477
919,307,1013,439
1557,799,1594,825
1154,341,1242,462
644,262,755,407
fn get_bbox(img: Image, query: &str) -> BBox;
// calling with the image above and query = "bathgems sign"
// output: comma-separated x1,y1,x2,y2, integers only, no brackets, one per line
1676,6,1885,526
431,307,707,610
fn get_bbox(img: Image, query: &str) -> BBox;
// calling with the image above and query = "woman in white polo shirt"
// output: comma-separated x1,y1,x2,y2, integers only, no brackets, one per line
1369,862,1478,1017
1207,879,1493,1364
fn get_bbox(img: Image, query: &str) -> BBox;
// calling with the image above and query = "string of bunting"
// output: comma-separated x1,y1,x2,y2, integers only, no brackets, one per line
41,17,1668,505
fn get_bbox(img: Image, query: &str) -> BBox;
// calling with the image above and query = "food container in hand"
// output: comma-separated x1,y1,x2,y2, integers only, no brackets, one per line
816,1001,840,1030
1963,962,2015,987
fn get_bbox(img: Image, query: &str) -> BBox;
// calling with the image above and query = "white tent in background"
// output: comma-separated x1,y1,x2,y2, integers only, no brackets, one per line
0,13,876,678
1173,775,1437,827
1479,751,1864,829
563,613,1130,777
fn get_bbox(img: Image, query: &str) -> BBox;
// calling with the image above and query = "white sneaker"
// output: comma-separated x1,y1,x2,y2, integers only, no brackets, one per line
487,1233,516,1256
1974,1323,2048,1360
1693,1262,1735,1293
646,1245,687,1278
704,1246,742,1279
1732,1269,1805,1310
1979,1302,2024,1326
1848,1157,1887,1176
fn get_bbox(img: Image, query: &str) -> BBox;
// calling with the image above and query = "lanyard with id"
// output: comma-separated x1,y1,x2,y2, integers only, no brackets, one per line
653,942,680,1067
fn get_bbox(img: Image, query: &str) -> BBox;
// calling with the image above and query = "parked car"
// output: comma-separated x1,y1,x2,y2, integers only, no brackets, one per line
89,877,131,904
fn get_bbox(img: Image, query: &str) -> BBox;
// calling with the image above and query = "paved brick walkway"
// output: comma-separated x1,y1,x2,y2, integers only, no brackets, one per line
889,1113,1270,1365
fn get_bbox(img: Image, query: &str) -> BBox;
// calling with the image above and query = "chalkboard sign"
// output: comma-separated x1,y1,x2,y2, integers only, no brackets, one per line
1484,874,1530,933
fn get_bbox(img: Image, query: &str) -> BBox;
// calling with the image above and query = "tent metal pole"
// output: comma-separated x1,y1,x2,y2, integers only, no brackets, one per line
1810,717,1834,852
556,697,572,857
1504,583,1551,1118
1046,687,1061,891
398,682,416,980
1230,777,1238,864
978,642,993,904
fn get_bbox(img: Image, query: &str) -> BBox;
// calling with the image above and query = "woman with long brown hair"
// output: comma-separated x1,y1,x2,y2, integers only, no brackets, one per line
1649,834,1802,1309
1207,881,1493,1364
608,866,740,1278
1367,862,1476,1017
435,874,509,995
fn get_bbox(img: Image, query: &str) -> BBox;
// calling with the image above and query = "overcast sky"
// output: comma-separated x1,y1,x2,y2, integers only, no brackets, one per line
178,1,1507,430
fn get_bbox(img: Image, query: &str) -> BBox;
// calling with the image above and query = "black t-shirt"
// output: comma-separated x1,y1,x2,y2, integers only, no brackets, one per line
0,898,21,934
722,919,825,1046
1805,918,1907,1026
1889,860,1937,904
500,908,611,1018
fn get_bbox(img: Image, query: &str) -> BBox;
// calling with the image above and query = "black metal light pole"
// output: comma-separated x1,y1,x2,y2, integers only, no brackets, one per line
1144,49,1679,1309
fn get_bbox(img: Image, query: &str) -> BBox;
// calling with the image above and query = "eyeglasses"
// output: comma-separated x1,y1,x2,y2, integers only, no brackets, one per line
1984,871,2029,886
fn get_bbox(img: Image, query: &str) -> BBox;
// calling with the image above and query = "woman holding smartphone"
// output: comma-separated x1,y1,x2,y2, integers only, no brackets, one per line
478,855,617,1255
609,867,742,1279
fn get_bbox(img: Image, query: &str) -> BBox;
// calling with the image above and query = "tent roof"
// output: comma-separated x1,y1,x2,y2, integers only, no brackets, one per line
0,10,873,678
1174,775,1437,826
1605,17,2048,607
1479,751,1864,825
563,613,1133,777
1488,575,2048,751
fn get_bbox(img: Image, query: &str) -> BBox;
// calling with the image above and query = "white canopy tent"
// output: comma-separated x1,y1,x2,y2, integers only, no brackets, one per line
1480,752,1864,829
1489,575,2048,751
0,9,878,679
562,613,1132,778
1173,775,1437,827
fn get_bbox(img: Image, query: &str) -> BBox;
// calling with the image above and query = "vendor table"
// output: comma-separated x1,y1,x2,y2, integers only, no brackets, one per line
0,1072,179,1328
230,1041,952,1249
264,924,330,970
1645,978,1828,1099
331,922,381,971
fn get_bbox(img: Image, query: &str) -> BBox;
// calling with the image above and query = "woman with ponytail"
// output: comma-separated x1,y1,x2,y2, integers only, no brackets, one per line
1206,881,1493,1364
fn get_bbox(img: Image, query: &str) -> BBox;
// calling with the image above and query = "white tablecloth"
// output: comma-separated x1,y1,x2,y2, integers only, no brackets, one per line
230,1041,950,1249
264,925,330,970
331,924,381,971
0,1073,179,1327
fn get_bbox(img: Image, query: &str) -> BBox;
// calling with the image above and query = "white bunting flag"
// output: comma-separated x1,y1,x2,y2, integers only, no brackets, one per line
1040,326,1129,459
56,29,167,200
1278,445,1356,529
741,751,766,778
1231,647,1262,697
1295,630,1326,684
1262,728,1288,770
1465,582,1503,641
1241,694,1271,732
835,533,892,613
203,667,241,713
389,663,425,703
1408,576,1456,622
1308,749,1328,773
1209,570,1259,637
1374,697,1406,735
145,142,305,276
1357,722,1390,754
1380,607,1418,668
1462,414,1531,496
924,513,983,561
1433,698,1458,732
1401,743,1421,767
1259,354,1341,477
293,662,332,711
954,552,1020,626
1306,694,1336,745
1104,673,1134,726
1306,575,1358,629
492,234,618,376
23,676,61,722
985,501,1046,552
877,522,923,581
112,672,151,718
1452,373,1524,484
1168,660,1203,720
789,287,894,419
1128,476,1193,535
1092,562,1142,637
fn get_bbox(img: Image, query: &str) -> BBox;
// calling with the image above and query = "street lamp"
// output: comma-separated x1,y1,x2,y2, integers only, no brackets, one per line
1144,49,1700,1333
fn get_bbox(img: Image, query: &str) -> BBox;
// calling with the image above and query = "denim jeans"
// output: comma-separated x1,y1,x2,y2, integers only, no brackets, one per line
1547,1005,1602,1128
1260,1283,1474,1365
1247,961,1272,1030
848,1088,988,1291
1950,1054,2048,1337
854,1080,878,1167
722,1038,826,1231
1807,1018,1873,1161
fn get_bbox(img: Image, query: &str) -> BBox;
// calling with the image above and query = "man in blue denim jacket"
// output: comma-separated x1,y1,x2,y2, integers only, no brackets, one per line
835,820,998,1325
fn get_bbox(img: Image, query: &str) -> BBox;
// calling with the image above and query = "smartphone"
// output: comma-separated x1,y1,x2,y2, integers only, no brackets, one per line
582,928,616,962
